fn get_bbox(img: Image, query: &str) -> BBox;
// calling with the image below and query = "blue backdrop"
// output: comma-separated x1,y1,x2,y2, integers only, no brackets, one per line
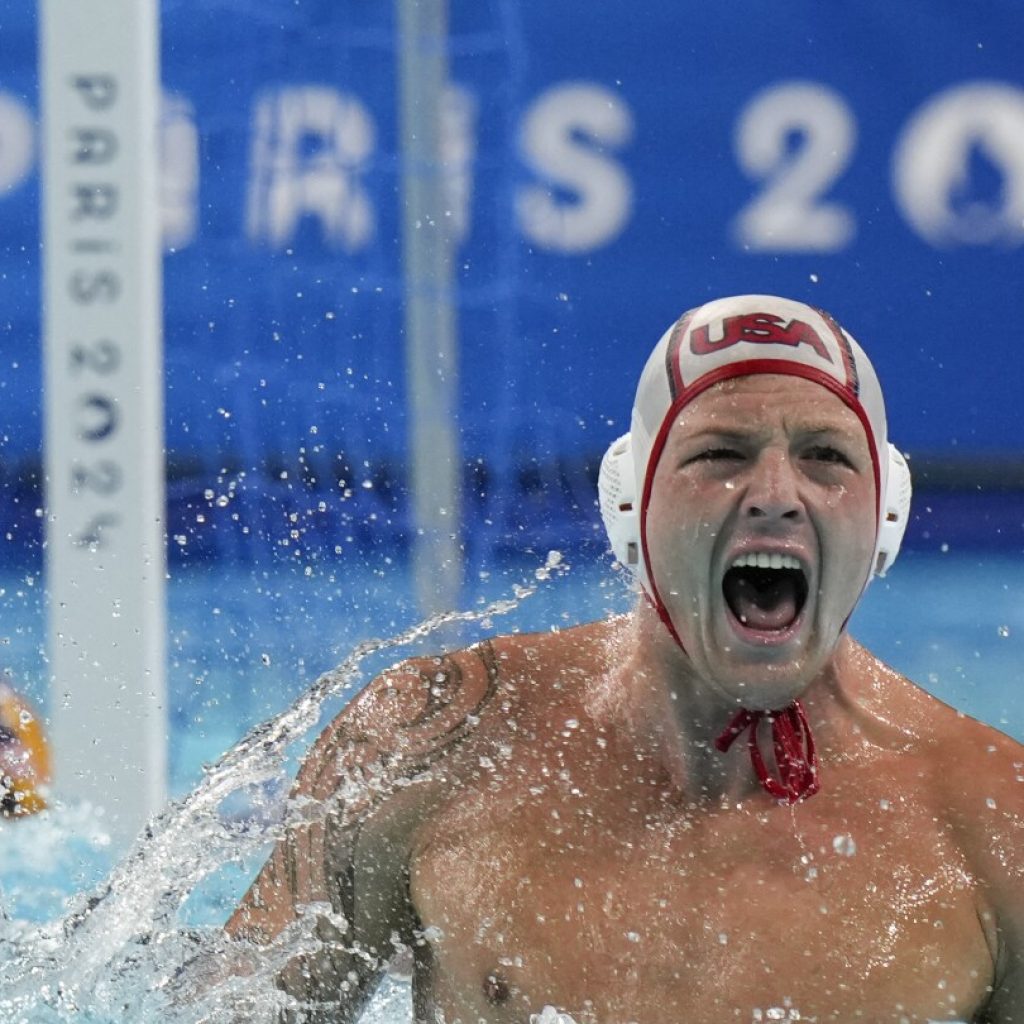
2,1,1023,487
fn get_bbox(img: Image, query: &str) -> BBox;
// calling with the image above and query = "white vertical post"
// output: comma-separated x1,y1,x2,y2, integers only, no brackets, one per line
40,0,167,841
397,0,463,619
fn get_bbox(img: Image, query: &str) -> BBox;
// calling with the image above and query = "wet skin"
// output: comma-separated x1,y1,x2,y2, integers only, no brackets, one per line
408,629,1017,1023
228,380,1024,1023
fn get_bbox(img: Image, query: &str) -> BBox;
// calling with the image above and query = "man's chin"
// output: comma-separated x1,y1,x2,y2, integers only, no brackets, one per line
703,639,824,710
712,672,811,712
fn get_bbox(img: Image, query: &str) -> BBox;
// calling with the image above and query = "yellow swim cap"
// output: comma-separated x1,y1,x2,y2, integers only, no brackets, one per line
0,683,50,818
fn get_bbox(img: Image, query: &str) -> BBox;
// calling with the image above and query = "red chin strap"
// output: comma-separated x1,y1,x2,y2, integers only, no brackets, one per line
714,702,820,803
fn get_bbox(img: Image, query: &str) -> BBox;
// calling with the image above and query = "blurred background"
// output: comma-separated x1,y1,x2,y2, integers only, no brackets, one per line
0,0,1023,804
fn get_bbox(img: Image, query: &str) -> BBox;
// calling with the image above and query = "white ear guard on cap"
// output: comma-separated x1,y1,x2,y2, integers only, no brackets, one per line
598,433,649,593
874,445,911,577
598,432,912,589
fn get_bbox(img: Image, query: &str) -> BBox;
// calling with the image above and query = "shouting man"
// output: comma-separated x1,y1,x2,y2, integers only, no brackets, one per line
228,294,1024,1023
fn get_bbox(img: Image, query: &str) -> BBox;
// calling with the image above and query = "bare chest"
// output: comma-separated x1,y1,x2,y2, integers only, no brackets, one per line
408,787,994,1023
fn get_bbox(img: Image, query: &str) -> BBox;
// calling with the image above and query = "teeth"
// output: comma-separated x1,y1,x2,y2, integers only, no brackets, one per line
730,552,803,571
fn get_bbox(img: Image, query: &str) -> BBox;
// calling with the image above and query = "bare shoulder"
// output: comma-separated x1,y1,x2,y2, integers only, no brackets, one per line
846,639,1024,785
231,618,616,913
845,639,1024,881
298,639,508,795
894,670,1024,823
937,717,1024,1020
227,643,506,932
293,617,614,815
475,617,624,723
843,641,1024,1015
482,617,624,685
225,639,527,1019
872,649,1024,1019
927,705,1024,873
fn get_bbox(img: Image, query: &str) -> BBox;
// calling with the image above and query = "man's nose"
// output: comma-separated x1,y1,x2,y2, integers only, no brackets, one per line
742,451,804,522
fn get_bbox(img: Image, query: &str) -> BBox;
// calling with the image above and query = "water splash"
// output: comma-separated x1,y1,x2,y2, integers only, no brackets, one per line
0,581,543,1023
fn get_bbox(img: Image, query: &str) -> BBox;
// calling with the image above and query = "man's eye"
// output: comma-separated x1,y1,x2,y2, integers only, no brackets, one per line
692,447,744,462
805,445,852,467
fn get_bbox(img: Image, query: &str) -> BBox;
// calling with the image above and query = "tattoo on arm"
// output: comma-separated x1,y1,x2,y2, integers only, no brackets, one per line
233,642,502,1022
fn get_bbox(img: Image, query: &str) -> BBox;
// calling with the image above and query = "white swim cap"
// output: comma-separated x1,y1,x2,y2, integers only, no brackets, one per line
599,294,911,604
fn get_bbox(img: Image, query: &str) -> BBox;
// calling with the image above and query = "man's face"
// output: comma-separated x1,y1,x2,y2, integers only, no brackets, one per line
644,374,877,708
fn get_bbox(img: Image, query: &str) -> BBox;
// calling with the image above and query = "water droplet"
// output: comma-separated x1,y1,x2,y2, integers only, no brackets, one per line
832,833,857,857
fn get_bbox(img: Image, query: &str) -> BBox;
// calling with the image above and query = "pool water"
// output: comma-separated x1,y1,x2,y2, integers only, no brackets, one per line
0,546,1020,1021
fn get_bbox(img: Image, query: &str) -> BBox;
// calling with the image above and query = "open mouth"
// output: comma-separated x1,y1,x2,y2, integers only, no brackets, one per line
722,553,809,635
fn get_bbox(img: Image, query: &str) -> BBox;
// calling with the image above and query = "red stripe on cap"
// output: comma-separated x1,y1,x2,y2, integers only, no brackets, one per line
664,310,695,400
815,308,861,398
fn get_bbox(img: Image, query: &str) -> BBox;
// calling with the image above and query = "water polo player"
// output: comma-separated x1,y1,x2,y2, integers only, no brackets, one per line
0,681,50,818
228,295,1024,1022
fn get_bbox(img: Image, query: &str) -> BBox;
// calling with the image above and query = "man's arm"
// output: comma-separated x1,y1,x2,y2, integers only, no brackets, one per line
949,730,1024,1023
226,641,502,1023
980,801,1024,1023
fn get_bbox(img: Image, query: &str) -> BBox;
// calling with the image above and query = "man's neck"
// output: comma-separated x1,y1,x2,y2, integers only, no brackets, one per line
607,605,857,803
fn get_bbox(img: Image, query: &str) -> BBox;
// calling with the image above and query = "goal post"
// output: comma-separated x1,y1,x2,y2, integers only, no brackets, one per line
397,0,464,621
39,0,168,842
